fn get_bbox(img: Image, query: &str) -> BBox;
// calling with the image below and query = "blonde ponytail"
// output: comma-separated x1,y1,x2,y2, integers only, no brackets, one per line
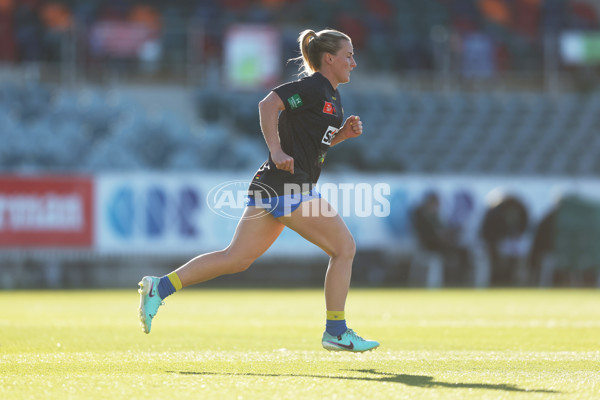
299,29,318,76
292,29,351,77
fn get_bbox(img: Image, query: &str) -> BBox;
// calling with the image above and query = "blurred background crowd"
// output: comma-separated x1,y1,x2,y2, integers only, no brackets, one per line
1,0,600,289
2,0,600,75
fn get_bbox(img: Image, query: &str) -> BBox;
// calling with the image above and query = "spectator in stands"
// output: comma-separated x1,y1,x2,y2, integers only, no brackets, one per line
446,189,475,285
478,0,511,27
40,2,72,62
14,0,43,61
0,0,16,62
409,191,452,287
334,11,367,50
529,204,557,286
129,4,162,73
412,191,446,255
480,190,529,286
513,0,542,40
409,190,473,287
461,32,495,78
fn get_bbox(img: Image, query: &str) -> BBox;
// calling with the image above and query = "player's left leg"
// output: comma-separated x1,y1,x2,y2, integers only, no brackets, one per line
138,206,285,333
278,197,379,352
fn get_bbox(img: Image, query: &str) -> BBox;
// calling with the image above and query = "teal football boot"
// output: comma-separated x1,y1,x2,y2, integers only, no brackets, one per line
322,328,380,352
138,276,164,334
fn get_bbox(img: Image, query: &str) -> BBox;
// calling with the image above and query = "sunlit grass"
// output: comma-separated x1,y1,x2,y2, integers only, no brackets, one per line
1,289,598,399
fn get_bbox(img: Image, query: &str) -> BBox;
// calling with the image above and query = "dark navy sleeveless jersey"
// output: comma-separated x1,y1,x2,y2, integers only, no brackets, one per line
249,72,344,197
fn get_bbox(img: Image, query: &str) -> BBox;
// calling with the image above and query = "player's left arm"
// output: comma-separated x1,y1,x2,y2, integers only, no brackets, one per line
330,115,362,147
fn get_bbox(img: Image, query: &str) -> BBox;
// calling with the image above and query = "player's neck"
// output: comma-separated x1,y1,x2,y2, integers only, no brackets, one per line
317,69,339,90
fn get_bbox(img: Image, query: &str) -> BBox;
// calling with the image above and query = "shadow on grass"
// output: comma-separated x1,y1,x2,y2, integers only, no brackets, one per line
167,368,559,394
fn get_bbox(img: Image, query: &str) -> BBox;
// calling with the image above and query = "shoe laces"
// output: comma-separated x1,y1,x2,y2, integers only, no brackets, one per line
344,329,366,341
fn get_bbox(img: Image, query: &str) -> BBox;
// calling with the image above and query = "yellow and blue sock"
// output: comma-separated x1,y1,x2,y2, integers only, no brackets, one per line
157,272,182,300
326,310,347,336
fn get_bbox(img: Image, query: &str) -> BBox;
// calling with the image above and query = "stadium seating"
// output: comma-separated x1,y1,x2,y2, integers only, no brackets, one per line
1,1,599,176
2,80,600,176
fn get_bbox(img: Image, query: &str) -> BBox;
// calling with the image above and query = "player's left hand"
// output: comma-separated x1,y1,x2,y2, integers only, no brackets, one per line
339,115,362,140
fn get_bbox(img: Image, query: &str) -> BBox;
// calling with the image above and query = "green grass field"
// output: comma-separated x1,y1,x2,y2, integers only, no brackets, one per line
1,289,599,400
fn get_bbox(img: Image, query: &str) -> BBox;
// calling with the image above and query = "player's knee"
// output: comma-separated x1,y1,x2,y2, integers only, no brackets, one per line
223,248,256,274
332,236,356,261
230,257,254,273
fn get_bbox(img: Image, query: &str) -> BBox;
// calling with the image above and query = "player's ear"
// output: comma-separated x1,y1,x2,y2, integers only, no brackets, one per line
324,53,334,64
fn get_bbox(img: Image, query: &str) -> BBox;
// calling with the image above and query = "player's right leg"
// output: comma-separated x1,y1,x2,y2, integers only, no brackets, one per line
278,197,379,352
138,206,285,333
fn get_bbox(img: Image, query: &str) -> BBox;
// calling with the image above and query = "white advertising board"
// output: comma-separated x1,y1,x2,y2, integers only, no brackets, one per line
95,172,600,256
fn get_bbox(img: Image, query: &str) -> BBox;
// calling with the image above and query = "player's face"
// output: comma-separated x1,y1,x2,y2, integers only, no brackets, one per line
330,40,356,85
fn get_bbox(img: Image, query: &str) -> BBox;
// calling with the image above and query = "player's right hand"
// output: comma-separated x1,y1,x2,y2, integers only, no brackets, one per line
272,150,294,174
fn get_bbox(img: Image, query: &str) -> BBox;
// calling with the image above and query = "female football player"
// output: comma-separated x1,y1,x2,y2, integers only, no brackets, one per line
138,28,379,352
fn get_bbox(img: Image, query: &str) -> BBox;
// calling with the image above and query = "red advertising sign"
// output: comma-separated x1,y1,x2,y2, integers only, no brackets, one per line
0,176,94,248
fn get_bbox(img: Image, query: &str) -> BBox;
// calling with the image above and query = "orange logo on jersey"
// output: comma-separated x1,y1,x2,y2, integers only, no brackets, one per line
323,101,336,115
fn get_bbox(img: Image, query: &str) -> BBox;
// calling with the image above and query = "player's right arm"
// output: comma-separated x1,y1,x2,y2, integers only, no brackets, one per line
259,91,294,174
